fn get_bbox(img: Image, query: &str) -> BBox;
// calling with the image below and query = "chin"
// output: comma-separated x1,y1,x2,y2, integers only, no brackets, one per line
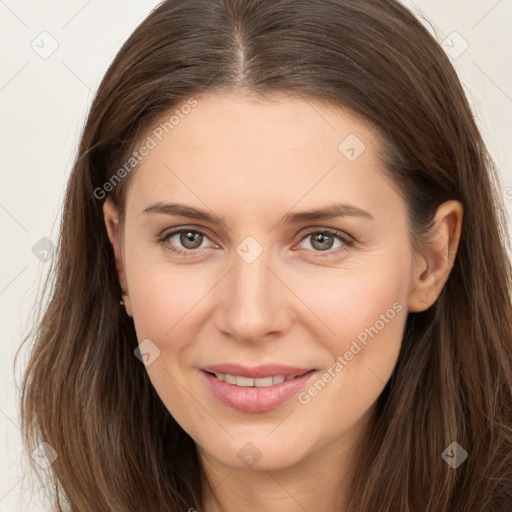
199,433,313,472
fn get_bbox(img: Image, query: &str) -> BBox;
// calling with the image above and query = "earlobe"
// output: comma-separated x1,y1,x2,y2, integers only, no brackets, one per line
408,200,463,313
103,198,133,317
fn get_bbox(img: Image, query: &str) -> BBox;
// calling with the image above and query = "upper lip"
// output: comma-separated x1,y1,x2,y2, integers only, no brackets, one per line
202,364,314,379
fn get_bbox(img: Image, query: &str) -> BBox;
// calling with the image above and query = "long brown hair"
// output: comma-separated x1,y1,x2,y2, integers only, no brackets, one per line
18,0,512,510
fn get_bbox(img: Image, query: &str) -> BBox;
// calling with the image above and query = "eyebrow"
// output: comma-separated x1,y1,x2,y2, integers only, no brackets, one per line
141,201,374,225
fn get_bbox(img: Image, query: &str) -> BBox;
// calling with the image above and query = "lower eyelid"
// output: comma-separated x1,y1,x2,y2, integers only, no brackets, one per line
301,230,353,244
161,229,213,248
298,232,353,254
159,228,353,254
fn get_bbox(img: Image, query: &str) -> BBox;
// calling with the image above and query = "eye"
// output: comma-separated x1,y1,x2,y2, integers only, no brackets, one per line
157,227,354,259
297,229,354,257
158,228,215,257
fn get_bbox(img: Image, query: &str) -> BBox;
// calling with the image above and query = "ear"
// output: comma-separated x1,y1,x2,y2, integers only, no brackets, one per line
408,200,463,313
103,197,133,317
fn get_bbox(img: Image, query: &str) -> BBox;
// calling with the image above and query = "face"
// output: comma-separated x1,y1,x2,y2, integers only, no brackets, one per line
105,92,424,472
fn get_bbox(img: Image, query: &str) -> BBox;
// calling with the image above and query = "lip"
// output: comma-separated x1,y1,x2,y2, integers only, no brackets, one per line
201,363,313,379
201,366,317,413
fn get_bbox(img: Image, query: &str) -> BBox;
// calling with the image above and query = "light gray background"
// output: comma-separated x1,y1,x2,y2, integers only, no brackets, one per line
0,1,511,510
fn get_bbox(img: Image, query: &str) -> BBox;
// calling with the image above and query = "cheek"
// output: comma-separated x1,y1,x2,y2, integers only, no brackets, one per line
124,257,216,431
289,278,408,462
288,260,410,419
288,258,410,350
123,233,216,342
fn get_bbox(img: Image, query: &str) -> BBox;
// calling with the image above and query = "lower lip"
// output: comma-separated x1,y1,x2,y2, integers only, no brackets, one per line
202,370,316,413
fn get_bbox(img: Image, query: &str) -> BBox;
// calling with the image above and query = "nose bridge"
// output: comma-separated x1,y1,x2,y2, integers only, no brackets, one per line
216,240,290,342
234,247,271,309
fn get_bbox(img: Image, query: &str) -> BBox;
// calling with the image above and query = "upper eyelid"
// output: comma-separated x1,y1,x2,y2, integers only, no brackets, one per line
160,227,216,244
160,226,353,247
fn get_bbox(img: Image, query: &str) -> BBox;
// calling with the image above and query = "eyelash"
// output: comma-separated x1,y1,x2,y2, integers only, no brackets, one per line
156,227,355,259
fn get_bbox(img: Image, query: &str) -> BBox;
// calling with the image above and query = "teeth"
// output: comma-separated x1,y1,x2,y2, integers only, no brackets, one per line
213,373,294,387
255,377,273,387
224,374,236,385
237,376,255,387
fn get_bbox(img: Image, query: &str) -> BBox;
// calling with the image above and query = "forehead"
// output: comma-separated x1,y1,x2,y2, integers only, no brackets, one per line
124,91,399,221
144,91,377,153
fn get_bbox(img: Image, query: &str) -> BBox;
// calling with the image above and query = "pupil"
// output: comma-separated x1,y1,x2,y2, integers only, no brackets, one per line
182,231,202,248
314,233,332,251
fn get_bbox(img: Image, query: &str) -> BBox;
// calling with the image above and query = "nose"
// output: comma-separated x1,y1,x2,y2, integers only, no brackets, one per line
214,246,293,344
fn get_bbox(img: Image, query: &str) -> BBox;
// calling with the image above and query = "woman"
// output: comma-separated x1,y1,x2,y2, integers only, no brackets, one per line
19,0,512,510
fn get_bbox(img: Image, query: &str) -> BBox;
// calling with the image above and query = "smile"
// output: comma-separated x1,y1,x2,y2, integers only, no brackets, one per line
208,372,307,387
201,368,317,413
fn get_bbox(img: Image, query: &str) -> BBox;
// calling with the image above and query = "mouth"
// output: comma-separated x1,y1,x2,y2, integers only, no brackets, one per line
203,370,313,388
200,366,318,413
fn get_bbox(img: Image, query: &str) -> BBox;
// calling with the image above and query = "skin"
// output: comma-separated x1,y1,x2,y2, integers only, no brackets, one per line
103,91,463,512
